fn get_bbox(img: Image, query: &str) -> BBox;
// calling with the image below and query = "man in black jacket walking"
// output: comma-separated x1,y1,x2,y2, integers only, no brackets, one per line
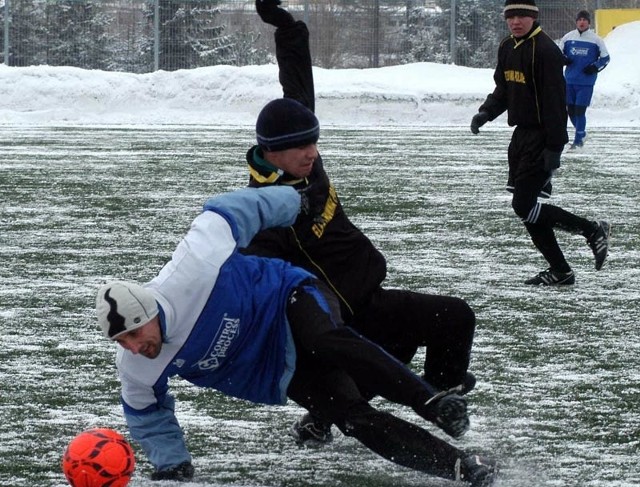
242,1,497,486
470,0,610,286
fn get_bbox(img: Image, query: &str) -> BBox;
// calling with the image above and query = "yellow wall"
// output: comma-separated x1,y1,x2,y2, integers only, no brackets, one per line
595,9,640,36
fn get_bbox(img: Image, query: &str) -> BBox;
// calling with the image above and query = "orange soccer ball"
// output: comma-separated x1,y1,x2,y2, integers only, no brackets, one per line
62,428,135,487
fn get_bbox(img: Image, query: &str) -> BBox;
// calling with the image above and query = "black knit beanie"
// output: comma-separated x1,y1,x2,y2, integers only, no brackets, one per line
576,10,591,23
503,0,539,19
256,98,320,152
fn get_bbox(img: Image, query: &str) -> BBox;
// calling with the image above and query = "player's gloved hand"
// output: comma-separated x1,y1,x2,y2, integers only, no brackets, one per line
296,184,321,218
150,461,194,481
542,149,562,171
583,63,599,75
298,185,312,215
256,0,294,28
470,111,490,134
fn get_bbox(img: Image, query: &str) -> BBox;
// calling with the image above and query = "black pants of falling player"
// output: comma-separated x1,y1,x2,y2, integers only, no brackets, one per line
285,278,462,480
509,127,596,272
351,288,475,392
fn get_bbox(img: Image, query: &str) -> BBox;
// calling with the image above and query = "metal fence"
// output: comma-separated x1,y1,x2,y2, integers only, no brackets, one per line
1,0,639,72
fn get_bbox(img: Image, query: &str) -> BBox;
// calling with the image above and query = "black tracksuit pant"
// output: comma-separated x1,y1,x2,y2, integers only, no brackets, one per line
286,278,462,479
352,288,475,392
509,127,596,271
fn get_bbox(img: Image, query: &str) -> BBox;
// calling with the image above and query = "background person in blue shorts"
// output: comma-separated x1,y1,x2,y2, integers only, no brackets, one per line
559,10,610,149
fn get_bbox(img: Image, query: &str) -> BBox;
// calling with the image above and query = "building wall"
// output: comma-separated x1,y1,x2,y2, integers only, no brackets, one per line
595,8,640,35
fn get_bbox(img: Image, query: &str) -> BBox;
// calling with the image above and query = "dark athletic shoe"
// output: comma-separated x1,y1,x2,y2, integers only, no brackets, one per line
587,221,610,270
420,390,470,439
455,454,499,486
525,268,575,286
425,371,476,396
460,371,477,395
289,413,333,447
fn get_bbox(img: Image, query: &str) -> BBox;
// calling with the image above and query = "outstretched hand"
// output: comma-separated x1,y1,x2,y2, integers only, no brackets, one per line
470,111,490,134
256,0,294,28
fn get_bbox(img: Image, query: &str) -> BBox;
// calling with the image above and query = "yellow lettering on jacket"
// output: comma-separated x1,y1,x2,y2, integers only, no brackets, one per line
504,70,526,84
311,185,338,238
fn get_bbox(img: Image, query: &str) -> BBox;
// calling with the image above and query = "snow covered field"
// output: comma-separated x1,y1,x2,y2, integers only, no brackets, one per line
0,20,638,487
1,123,639,487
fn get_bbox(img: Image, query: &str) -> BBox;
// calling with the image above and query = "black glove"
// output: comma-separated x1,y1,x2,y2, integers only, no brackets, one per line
256,0,294,28
298,185,312,215
297,184,324,222
542,149,561,171
150,461,194,481
583,64,599,75
470,111,490,134
563,55,573,66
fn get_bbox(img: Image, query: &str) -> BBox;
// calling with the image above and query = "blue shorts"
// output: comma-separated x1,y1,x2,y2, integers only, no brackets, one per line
566,84,594,107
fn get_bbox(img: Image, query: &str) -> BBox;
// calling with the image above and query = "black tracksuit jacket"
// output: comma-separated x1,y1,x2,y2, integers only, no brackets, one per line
245,146,387,320
479,22,568,152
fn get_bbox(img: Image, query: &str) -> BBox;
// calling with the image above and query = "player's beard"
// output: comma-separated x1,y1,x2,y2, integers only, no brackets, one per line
140,342,161,359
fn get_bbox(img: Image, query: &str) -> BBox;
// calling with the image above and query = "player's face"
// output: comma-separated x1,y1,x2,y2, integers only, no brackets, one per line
266,144,318,178
115,317,162,359
506,15,535,38
576,18,590,32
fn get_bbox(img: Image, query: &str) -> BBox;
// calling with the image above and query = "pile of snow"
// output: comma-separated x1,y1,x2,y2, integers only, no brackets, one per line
0,21,638,126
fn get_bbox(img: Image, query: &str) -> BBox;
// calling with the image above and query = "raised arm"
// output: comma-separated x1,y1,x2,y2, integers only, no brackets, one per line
203,186,301,248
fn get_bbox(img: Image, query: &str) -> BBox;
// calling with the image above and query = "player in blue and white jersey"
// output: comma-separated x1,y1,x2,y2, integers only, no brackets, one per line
95,186,496,485
559,10,610,149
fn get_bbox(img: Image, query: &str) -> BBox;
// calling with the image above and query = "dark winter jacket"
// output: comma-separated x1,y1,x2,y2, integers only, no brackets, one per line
245,146,387,320
242,20,387,320
479,22,568,151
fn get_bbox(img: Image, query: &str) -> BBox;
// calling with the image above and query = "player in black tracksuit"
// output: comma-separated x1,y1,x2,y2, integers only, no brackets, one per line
247,4,475,409
243,3,497,485
470,3,610,286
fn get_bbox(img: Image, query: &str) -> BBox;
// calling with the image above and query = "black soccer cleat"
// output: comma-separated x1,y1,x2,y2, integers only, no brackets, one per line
525,268,575,286
419,389,470,439
455,454,499,486
289,412,334,447
459,371,477,395
425,371,477,396
587,221,610,270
